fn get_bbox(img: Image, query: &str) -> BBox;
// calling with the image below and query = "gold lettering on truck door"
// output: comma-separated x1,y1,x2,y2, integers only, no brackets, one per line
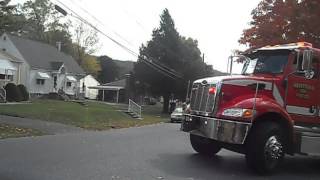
293,83,315,100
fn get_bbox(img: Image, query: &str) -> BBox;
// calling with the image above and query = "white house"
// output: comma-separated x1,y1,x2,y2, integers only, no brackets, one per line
0,50,23,88
0,33,85,97
80,74,100,99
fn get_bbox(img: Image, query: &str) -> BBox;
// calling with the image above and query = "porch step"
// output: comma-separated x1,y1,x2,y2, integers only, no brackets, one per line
125,111,140,119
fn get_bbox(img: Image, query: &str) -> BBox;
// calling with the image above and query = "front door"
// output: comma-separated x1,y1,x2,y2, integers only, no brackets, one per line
286,50,319,125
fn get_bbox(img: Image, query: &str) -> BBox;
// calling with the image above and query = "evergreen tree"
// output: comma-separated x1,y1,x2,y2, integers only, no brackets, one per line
135,9,213,113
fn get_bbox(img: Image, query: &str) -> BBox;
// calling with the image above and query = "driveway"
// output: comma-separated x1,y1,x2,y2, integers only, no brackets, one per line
0,123,319,180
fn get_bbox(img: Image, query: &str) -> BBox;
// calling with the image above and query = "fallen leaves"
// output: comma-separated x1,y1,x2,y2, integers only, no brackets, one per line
0,124,43,139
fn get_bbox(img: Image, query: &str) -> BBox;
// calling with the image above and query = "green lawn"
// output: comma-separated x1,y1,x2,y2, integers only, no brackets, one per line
0,100,169,130
0,124,43,139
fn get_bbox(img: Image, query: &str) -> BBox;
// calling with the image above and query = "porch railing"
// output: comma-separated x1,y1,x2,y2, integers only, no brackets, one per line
0,87,6,103
128,99,142,118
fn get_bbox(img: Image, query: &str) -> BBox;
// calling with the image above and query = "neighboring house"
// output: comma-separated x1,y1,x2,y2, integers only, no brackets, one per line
89,79,127,103
0,50,23,88
0,33,85,96
80,75,100,99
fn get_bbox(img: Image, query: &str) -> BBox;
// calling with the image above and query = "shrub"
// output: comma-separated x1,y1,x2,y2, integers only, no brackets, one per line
17,84,29,101
4,83,22,102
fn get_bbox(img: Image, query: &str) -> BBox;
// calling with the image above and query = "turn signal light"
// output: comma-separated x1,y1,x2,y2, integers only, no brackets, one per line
243,109,254,118
209,87,216,94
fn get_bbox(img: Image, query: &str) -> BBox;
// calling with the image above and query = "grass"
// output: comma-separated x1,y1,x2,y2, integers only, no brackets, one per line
0,124,43,139
0,100,169,130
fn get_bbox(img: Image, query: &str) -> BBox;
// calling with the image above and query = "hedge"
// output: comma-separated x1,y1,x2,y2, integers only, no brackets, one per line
17,84,29,101
4,83,23,102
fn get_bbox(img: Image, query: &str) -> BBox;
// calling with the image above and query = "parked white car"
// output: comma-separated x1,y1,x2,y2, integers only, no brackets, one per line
170,107,184,123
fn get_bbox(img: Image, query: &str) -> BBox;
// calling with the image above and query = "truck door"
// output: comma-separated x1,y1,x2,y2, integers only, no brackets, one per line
286,50,319,125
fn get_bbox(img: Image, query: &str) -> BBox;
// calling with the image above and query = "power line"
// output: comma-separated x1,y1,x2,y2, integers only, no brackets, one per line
55,0,137,56
122,9,148,33
67,0,136,48
53,0,183,80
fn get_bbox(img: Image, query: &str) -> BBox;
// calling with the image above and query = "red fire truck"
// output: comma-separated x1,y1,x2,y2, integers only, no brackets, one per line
181,42,320,174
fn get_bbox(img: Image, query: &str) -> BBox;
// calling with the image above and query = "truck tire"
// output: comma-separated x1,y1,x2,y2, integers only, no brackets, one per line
245,121,285,174
190,134,221,156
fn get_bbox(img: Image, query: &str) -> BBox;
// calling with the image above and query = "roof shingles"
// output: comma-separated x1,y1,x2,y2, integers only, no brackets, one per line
7,34,84,74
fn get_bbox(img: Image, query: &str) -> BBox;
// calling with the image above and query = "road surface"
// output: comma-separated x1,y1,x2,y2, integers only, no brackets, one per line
0,123,319,180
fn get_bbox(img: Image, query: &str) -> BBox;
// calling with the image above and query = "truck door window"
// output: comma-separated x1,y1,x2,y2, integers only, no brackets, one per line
294,53,319,79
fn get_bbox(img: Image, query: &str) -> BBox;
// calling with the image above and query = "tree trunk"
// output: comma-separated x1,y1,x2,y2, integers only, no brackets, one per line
162,93,170,113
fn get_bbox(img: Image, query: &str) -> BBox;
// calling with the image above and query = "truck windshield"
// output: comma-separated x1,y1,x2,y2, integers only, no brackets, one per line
242,51,290,75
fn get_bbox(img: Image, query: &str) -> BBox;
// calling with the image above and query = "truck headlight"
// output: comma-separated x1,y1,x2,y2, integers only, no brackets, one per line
222,108,254,118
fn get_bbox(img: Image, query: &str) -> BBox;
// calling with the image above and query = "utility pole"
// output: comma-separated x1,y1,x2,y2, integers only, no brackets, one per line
186,80,191,101
56,41,62,52
202,53,205,62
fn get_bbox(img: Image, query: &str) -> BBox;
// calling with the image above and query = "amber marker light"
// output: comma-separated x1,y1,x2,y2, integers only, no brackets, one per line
243,109,254,118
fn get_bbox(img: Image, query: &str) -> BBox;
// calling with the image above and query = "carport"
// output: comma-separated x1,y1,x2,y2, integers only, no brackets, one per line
88,79,126,103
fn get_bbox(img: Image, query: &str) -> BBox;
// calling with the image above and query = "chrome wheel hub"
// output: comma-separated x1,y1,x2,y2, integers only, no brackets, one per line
264,136,283,160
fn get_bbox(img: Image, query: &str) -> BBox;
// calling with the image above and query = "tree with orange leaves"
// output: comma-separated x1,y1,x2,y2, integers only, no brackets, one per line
239,0,320,49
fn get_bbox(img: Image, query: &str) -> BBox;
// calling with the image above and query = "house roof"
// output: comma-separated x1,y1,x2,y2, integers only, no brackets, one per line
6,34,84,74
88,79,126,90
102,79,126,87
50,61,64,71
0,50,23,63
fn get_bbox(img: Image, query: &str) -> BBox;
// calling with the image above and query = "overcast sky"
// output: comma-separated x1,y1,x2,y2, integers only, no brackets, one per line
21,0,261,72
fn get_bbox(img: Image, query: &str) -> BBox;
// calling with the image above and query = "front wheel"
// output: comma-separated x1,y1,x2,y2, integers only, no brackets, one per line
245,122,285,174
190,134,221,156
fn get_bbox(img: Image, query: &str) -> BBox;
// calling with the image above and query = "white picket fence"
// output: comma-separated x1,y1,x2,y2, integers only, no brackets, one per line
128,99,142,118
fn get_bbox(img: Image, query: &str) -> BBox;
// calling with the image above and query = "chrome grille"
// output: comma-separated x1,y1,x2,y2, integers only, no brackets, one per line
190,83,216,114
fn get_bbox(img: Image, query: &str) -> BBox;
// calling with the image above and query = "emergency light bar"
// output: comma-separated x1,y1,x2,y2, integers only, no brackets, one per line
259,42,313,51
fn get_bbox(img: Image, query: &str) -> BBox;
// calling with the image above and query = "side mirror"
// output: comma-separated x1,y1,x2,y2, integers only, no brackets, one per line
301,50,314,79
302,50,312,71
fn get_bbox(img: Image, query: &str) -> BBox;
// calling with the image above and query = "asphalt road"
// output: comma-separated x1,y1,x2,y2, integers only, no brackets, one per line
0,123,319,180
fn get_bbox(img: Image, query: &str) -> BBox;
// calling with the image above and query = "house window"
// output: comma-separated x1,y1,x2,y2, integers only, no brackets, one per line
0,74,13,81
53,76,57,88
36,79,45,85
66,81,72,87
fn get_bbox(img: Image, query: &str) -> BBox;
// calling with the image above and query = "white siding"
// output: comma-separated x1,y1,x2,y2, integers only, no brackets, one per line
0,34,30,89
80,75,99,99
29,70,80,95
64,77,77,95
29,70,52,94
11,61,21,84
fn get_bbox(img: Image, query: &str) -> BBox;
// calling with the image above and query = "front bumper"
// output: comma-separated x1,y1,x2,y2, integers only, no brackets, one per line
181,114,251,144
171,116,184,122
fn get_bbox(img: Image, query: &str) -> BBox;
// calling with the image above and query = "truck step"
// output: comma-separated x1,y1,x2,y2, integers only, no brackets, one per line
300,134,320,155
294,125,320,155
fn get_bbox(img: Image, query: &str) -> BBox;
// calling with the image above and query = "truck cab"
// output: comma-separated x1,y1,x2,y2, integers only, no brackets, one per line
181,42,320,174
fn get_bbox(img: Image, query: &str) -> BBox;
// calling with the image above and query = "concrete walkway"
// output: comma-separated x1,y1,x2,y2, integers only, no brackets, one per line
0,115,86,135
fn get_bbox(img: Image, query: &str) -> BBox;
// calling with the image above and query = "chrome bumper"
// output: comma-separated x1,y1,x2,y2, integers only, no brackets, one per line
181,114,251,144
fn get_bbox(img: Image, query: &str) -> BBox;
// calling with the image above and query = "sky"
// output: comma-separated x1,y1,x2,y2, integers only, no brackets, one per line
17,0,261,73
